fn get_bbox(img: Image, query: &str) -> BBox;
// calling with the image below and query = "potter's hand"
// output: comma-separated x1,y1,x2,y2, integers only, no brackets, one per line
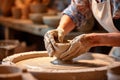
60,34,91,61
44,28,65,57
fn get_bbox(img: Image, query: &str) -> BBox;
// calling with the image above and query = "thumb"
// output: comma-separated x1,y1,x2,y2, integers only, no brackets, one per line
57,28,65,43
58,29,65,42
58,33,64,42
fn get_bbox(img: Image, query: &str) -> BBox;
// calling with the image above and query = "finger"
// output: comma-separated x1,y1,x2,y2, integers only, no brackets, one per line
58,35,64,43
47,45,55,57
68,47,90,59
44,36,55,57
73,47,90,58
59,40,80,58
62,47,80,61
45,31,64,57
62,46,80,61
44,33,50,44
58,31,64,42
59,43,78,59
45,32,58,49
47,31,57,47
72,51,84,59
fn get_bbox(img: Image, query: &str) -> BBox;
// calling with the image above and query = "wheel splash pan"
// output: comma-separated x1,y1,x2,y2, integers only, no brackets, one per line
2,51,116,80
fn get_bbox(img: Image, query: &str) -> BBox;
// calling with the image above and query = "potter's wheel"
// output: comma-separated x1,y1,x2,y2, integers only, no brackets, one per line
2,51,116,80
15,55,112,72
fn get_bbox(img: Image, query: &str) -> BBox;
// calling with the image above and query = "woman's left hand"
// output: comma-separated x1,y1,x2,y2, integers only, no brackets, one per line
59,34,91,61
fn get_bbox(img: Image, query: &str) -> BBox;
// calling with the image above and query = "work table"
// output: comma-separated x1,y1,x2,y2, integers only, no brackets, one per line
0,16,81,40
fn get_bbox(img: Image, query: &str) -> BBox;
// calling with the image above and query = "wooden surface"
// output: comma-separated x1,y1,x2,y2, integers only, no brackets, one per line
2,51,116,80
0,16,48,36
0,16,81,39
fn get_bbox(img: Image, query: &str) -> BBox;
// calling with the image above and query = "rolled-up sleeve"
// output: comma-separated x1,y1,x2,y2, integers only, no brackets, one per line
62,3,85,27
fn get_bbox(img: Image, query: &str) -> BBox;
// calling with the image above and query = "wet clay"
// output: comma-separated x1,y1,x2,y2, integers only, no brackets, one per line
2,51,116,80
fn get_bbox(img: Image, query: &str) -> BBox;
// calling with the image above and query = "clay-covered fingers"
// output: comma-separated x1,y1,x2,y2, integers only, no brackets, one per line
60,47,80,61
62,47,89,61
46,30,58,46
58,29,64,42
44,28,65,58
59,34,89,61
44,34,54,57
56,27,65,42
44,30,58,57
59,36,80,60
59,42,80,60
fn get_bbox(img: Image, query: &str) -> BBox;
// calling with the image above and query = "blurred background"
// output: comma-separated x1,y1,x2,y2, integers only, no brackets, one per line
0,0,111,61
0,0,71,61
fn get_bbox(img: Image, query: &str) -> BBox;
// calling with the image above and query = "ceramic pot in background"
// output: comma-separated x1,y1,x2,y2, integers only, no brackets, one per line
21,5,30,19
0,40,19,61
29,13,43,24
0,0,14,16
43,15,60,28
30,1,47,13
12,7,22,19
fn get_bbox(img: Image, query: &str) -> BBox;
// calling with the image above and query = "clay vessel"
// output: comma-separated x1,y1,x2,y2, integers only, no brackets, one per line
43,16,60,28
12,7,22,19
29,13,43,24
29,13,59,24
30,1,47,13
0,0,14,16
54,42,70,58
2,51,117,80
21,5,30,19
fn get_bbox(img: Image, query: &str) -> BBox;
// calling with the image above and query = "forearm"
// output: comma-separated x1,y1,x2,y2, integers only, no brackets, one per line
85,33,120,47
57,14,75,35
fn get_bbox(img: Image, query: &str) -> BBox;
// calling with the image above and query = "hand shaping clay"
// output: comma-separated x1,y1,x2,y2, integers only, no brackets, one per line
54,42,70,58
2,51,117,80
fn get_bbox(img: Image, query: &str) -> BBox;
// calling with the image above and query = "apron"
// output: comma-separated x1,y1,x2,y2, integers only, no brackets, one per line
91,0,119,32
91,0,120,60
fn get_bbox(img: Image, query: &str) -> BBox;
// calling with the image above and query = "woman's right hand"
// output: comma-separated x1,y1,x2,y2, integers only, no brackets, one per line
44,28,65,57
